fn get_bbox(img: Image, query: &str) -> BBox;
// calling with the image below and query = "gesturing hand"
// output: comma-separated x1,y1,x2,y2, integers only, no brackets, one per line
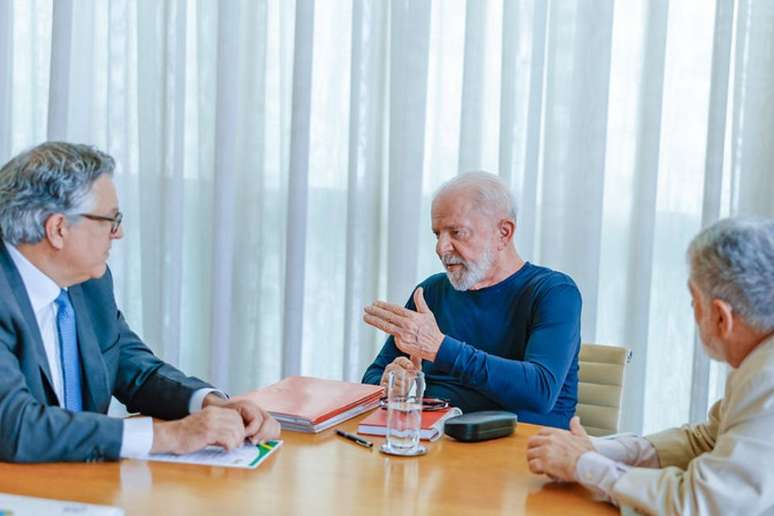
526,416,594,482
363,287,445,362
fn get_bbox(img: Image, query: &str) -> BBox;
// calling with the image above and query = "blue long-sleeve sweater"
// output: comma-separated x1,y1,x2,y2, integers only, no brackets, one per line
362,262,581,429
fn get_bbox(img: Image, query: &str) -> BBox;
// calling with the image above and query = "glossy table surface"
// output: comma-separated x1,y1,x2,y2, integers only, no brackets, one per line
0,415,616,515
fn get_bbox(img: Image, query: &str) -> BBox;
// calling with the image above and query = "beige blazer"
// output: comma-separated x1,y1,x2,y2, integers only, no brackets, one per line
612,334,774,515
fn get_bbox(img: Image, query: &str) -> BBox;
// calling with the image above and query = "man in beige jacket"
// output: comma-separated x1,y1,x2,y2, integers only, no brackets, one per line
527,217,774,515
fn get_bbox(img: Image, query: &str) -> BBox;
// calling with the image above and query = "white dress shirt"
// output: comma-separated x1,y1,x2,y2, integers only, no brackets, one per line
4,242,218,457
575,434,660,504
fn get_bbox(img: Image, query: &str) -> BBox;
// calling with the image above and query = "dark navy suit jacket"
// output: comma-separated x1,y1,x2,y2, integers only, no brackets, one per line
0,240,212,462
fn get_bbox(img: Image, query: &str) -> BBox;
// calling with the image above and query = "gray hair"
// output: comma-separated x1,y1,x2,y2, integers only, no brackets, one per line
0,141,115,245
433,171,517,222
688,217,774,332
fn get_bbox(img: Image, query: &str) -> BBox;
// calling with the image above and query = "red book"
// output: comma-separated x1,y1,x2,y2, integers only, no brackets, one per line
240,376,383,433
357,407,462,441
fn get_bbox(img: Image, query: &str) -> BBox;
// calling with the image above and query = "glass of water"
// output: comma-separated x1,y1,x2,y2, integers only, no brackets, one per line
380,369,427,456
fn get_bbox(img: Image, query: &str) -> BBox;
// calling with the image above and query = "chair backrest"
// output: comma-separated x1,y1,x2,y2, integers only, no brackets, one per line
576,343,632,437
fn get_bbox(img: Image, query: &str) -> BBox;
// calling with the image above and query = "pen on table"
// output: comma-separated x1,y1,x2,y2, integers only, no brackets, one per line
336,429,373,449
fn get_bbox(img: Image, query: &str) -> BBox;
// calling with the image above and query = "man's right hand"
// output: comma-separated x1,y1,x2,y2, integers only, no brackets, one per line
526,416,594,482
202,395,281,444
151,406,247,455
380,356,422,392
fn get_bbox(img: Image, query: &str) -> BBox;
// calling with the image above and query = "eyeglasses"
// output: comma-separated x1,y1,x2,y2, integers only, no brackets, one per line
80,211,123,234
378,397,450,412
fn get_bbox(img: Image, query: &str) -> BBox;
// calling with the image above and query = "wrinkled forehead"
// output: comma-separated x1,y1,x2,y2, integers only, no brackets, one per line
431,188,480,221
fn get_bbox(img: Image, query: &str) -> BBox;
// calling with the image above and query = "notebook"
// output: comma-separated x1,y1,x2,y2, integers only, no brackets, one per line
357,407,463,441
239,376,384,433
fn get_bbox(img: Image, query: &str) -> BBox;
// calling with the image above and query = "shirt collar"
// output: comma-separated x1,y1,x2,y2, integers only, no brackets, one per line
3,242,62,312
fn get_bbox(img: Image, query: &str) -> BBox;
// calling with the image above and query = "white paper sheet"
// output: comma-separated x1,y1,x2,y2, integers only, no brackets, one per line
0,493,123,516
137,440,283,469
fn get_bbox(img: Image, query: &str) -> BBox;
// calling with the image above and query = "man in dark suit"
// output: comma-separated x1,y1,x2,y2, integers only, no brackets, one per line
0,141,279,463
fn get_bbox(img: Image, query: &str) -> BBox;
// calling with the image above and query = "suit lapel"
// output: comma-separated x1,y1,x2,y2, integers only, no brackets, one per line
0,241,56,392
68,284,110,413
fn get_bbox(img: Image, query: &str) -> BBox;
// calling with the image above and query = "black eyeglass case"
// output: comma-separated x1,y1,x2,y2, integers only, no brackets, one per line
443,411,518,442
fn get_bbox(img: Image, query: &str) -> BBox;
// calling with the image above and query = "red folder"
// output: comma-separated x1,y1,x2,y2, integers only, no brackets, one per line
357,407,462,441
240,376,383,433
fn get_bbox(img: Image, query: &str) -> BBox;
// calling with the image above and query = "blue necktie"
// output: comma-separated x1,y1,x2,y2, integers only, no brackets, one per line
55,289,83,411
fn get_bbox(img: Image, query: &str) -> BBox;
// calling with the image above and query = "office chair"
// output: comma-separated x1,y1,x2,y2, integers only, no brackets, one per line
576,343,632,436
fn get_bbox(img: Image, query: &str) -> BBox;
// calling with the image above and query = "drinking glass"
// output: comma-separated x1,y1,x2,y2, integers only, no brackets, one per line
380,369,427,456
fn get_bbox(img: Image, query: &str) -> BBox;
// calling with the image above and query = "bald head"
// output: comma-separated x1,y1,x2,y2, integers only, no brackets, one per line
432,171,517,224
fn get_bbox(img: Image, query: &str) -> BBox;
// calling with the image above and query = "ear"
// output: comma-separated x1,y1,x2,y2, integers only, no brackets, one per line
496,219,515,249
712,298,734,339
43,214,68,251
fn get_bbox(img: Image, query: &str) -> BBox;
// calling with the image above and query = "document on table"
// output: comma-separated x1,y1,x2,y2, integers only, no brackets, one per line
0,493,123,516
137,440,283,469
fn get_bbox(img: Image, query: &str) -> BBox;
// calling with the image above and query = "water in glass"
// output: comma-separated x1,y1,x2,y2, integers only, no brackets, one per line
385,398,422,450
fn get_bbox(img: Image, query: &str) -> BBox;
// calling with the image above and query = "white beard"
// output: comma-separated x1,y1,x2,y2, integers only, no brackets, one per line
441,247,495,291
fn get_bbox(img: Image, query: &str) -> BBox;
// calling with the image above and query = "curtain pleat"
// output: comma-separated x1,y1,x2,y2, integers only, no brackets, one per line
0,1,12,160
537,0,614,341
281,0,314,379
612,0,670,434
342,0,387,382
690,0,735,424
386,0,431,305
47,0,72,140
458,0,486,172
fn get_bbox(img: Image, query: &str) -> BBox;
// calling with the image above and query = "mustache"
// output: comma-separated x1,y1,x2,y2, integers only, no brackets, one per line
441,254,466,266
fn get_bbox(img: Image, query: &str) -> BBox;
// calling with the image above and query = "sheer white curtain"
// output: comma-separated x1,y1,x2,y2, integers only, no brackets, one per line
1,0,773,434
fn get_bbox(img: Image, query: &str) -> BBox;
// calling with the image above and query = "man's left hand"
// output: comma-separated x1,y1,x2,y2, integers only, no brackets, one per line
363,287,445,362
526,416,594,482
203,395,281,443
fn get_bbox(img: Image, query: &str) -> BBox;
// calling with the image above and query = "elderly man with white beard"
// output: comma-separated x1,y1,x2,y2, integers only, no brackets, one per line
361,172,582,429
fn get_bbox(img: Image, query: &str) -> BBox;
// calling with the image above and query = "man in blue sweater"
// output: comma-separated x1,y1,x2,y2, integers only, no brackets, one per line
362,172,581,428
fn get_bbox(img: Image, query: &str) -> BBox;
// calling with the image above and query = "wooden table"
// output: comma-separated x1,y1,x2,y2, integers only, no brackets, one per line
0,415,616,515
